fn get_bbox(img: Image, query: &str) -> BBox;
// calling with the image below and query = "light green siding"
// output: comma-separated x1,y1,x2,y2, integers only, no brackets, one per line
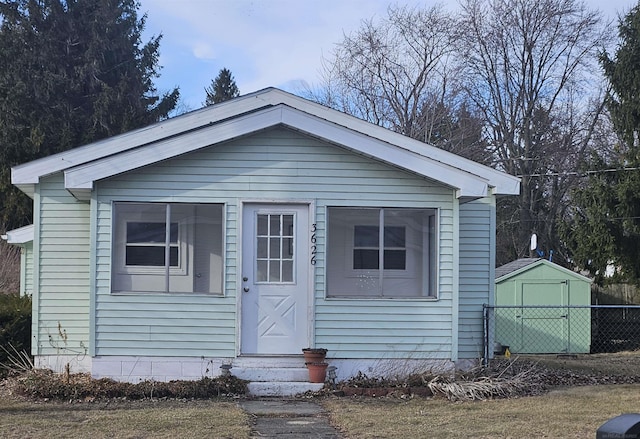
458,198,495,360
35,174,90,356
94,127,458,359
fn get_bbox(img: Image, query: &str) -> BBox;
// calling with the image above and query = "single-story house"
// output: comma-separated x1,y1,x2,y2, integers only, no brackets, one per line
5,88,519,394
494,258,592,354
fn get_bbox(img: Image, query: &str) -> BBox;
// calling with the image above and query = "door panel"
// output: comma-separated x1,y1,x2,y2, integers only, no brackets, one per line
517,281,569,353
241,204,310,354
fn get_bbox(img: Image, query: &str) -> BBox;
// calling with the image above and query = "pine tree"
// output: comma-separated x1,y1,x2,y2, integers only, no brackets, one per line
565,4,640,284
0,0,179,229
204,68,240,106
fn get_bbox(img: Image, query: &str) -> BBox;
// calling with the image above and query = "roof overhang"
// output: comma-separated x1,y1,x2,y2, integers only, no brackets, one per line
11,87,520,201
1,224,34,244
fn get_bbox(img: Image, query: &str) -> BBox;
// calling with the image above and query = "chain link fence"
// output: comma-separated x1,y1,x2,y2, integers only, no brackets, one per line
483,305,640,361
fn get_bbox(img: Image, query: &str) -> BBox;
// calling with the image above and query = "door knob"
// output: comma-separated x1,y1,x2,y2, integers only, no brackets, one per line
243,277,248,282
243,287,250,293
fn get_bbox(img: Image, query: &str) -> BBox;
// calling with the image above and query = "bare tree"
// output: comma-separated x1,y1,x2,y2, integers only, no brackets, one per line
459,0,610,264
312,6,480,148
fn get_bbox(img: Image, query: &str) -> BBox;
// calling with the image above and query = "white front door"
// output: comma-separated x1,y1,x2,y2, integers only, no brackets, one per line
241,204,310,354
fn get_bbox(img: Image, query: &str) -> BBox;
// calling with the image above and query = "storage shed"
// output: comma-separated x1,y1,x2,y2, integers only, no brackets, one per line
494,258,592,354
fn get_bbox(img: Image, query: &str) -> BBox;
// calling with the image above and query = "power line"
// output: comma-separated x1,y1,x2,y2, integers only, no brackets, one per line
516,166,640,178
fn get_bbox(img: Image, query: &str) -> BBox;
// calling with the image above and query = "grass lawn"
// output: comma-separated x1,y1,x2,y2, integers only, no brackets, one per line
2,385,640,438
324,384,640,438
0,398,251,439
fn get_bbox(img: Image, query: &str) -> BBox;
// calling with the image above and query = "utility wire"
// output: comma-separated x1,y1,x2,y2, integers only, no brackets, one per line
516,166,640,178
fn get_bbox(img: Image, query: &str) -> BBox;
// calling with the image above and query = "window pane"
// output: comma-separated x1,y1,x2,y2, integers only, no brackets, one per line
384,250,406,270
257,260,268,282
269,260,281,282
127,222,178,243
257,214,268,235
283,215,294,237
190,204,224,294
269,237,281,258
384,226,405,248
354,249,379,269
126,246,165,266
354,225,379,247
282,260,293,282
283,237,294,258
270,215,280,235
257,237,268,258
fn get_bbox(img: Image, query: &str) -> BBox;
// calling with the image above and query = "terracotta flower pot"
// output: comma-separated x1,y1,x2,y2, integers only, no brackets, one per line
302,348,327,363
305,361,328,383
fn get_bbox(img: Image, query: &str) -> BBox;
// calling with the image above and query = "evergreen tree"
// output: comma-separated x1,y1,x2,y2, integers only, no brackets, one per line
204,68,239,106
565,4,640,284
0,0,179,229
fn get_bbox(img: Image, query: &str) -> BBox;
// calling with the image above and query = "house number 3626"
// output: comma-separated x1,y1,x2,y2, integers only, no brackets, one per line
310,223,317,265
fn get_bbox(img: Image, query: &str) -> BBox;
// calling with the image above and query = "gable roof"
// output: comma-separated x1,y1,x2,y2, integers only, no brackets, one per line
495,258,592,283
12,88,520,201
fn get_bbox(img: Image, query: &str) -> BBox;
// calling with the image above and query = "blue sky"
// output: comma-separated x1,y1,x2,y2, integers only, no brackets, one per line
139,0,635,112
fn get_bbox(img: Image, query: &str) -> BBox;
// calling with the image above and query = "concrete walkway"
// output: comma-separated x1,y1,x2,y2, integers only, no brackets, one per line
239,399,342,438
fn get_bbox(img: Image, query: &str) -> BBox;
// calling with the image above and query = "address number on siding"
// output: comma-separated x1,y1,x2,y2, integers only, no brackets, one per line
310,223,317,265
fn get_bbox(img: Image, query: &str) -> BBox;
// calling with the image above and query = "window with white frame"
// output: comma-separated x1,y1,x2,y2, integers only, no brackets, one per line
112,203,223,294
326,207,437,298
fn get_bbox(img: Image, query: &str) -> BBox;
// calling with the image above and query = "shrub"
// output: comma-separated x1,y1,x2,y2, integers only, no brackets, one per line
13,369,248,400
0,294,32,377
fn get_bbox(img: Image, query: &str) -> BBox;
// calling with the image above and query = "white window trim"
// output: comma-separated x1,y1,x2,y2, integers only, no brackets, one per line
111,202,224,295
327,206,438,299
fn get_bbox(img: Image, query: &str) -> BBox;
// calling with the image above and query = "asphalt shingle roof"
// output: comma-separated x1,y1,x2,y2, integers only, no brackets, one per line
495,258,542,279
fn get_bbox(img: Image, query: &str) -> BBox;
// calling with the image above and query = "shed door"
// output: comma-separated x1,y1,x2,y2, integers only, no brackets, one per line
240,204,310,354
517,281,569,353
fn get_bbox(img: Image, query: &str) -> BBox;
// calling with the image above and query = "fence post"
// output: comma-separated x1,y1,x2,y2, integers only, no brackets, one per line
483,304,489,367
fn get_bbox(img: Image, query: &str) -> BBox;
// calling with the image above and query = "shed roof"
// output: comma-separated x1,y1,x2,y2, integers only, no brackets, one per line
12,88,520,201
495,258,592,283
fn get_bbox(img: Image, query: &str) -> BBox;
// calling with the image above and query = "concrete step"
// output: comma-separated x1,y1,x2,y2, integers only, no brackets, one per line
233,366,309,382
247,381,324,397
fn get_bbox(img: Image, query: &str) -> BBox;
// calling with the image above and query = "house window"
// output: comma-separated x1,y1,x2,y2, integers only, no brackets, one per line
125,222,179,267
112,203,224,294
326,207,437,298
353,225,406,270
256,213,295,283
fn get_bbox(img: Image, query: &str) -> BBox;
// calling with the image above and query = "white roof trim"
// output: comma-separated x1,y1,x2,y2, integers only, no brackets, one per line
12,87,520,197
1,224,34,244
64,105,491,200
495,258,592,283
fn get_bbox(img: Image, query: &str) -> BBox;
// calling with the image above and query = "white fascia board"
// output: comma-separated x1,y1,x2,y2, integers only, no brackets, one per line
64,105,490,199
2,224,34,244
